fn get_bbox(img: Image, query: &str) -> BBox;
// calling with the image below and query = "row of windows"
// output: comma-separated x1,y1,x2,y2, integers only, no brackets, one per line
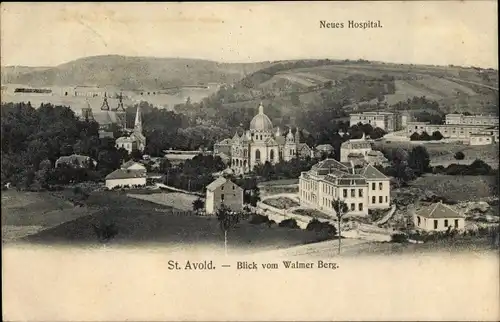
371,196,388,204
417,217,459,229
342,188,363,198
322,197,364,212
371,182,384,191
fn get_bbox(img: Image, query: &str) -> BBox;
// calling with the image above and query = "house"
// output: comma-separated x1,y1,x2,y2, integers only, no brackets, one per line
349,111,403,132
316,144,334,155
297,143,314,159
55,154,96,168
299,159,390,216
121,160,147,171
340,134,373,162
205,177,244,215
413,202,466,232
105,169,147,189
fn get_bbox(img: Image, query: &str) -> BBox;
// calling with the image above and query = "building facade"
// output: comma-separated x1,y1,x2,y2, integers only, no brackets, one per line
299,160,391,216
105,169,147,189
445,113,499,127
413,202,465,232
406,122,499,143
214,103,311,174
340,134,373,163
349,111,403,132
205,177,244,214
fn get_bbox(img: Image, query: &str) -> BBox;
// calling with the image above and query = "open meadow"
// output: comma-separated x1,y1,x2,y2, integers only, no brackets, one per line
5,191,331,251
409,174,497,202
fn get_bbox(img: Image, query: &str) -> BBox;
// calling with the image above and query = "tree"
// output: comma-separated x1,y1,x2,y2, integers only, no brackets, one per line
410,132,421,141
454,151,465,161
290,92,301,107
408,146,431,176
431,131,444,141
192,197,205,213
159,158,172,173
332,198,349,254
216,204,241,256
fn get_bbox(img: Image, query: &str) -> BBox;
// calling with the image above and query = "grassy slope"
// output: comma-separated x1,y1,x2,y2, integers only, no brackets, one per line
18,191,329,249
1,55,274,90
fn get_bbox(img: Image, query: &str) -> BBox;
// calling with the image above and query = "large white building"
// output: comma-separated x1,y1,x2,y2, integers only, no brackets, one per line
214,103,312,174
299,159,391,216
205,177,244,215
445,113,499,127
349,111,403,132
116,104,146,154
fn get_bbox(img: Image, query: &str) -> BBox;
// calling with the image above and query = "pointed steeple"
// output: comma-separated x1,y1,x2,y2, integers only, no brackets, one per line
100,92,110,111
134,104,143,134
258,102,264,114
295,127,300,142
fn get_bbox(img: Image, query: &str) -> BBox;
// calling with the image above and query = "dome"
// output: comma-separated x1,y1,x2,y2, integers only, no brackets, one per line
250,103,273,132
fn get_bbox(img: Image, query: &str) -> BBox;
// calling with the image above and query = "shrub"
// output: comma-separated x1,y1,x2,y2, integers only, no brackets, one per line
279,218,300,229
391,233,408,243
307,218,337,236
454,151,465,160
249,213,270,225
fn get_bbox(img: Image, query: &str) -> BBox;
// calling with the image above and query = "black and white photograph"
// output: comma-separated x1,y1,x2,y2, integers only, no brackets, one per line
1,2,499,321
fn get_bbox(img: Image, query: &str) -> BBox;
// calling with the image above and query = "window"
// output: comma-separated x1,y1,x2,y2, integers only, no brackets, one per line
232,185,235,190
359,189,363,197
350,189,355,197
444,219,448,227
385,196,388,203
379,182,383,190
343,189,347,198
372,196,376,204
221,194,225,201
221,186,224,190
372,182,376,190
358,203,363,211
434,220,438,229
350,203,355,211
454,219,459,228
379,196,383,203
417,216,421,226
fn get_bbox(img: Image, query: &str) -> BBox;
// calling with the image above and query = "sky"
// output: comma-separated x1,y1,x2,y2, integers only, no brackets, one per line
1,2,498,68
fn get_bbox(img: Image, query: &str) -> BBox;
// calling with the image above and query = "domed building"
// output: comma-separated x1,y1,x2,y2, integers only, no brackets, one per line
214,103,313,174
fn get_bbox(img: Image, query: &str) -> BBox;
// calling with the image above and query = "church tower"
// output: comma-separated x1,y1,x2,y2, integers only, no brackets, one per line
81,99,95,121
113,92,127,130
134,103,143,135
100,92,110,111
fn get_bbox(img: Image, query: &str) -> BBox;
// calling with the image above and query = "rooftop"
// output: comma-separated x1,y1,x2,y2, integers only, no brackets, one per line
416,202,465,219
105,169,147,180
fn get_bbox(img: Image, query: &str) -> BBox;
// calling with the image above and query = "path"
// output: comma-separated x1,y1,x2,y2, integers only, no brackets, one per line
374,204,397,226
260,193,300,203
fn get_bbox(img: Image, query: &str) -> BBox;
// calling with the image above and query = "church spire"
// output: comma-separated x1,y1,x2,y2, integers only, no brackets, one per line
134,104,143,134
295,127,300,142
258,102,264,114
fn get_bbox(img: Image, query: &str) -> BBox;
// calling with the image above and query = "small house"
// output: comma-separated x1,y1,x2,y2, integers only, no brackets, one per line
121,160,147,171
413,202,465,232
105,169,147,189
205,177,244,215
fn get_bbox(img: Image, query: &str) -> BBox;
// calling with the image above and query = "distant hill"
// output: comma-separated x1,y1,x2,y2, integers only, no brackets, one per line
210,59,499,115
1,55,274,90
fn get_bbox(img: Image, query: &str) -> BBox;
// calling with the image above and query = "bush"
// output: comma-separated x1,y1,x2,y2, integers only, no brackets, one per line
307,218,337,236
279,218,300,229
391,233,408,243
249,213,270,225
454,151,465,160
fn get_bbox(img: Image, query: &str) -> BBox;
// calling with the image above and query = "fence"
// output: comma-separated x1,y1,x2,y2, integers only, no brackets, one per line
153,208,213,217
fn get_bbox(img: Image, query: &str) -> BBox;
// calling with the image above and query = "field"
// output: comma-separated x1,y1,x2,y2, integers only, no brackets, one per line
262,197,300,209
128,192,198,211
1,190,93,242
293,208,333,220
5,191,331,251
409,174,497,202
372,141,499,169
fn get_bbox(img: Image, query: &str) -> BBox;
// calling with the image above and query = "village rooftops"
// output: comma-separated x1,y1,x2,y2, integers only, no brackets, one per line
105,169,147,180
416,202,465,219
355,164,388,180
55,154,94,167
